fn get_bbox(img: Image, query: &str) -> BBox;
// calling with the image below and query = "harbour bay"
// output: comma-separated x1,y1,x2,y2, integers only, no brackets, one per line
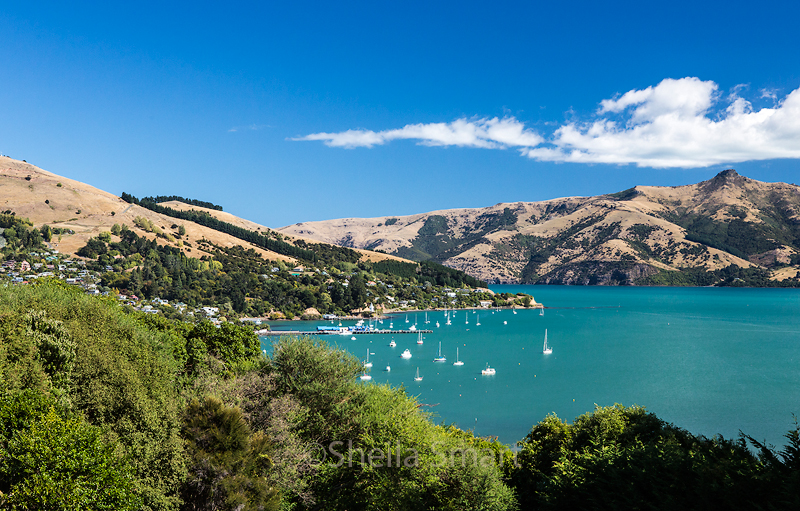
263,285,800,448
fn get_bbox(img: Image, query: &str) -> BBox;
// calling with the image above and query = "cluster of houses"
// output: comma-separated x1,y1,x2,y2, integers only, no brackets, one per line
1,252,227,324
2,253,94,287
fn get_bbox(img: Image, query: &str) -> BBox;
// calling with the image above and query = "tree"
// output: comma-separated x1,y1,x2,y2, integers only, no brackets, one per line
181,396,280,511
39,224,52,242
0,392,141,511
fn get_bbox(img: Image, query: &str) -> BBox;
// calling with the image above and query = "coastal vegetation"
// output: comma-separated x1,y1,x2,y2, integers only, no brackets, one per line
1,281,799,510
73,227,502,318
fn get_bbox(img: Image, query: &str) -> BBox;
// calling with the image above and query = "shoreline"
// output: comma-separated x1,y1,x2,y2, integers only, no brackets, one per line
256,303,544,328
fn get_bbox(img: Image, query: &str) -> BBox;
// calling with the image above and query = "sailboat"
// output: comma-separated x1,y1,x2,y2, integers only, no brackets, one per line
414,367,423,381
364,349,373,368
540,307,544,316
453,347,464,366
360,368,372,381
476,314,481,326
425,312,429,324
513,310,517,315
436,321,440,328
417,332,424,344
433,341,446,362
405,315,409,323
542,329,553,354
465,313,469,325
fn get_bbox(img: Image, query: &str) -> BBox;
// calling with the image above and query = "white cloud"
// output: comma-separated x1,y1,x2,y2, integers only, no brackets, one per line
295,78,800,168
291,116,543,150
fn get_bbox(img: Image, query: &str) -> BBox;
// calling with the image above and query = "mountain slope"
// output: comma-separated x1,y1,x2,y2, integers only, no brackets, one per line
279,170,800,285
0,156,406,265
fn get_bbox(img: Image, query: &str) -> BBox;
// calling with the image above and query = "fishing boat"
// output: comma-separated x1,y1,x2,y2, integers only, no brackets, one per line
401,349,412,359
414,367,423,381
453,347,464,366
389,339,396,347
542,329,553,354
433,341,446,362
364,349,373,368
481,363,496,375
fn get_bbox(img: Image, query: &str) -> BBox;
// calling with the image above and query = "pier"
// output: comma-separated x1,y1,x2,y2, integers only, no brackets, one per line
260,329,433,337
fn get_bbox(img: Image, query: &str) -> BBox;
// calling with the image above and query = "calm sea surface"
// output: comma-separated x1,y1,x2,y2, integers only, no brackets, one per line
262,285,800,448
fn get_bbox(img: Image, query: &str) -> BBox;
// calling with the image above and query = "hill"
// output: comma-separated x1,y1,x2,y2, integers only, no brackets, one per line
278,170,800,286
0,156,504,318
0,156,405,265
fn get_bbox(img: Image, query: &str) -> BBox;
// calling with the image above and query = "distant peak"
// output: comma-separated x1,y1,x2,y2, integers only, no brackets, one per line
700,168,749,194
716,169,739,178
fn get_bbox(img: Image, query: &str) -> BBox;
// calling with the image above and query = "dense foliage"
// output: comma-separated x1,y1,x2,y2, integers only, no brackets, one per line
77,228,500,317
1,282,799,510
0,213,45,255
373,259,487,288
507,404,800,511
139,194,224,211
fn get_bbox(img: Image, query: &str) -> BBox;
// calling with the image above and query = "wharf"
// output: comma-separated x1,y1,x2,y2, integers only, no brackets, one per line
260,329,433,337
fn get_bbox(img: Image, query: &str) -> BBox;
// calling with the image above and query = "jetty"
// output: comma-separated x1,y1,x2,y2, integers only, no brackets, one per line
260,329,433,337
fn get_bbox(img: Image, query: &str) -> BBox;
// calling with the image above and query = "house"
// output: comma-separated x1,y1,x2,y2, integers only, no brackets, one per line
479,300,493,308
20,261,31,272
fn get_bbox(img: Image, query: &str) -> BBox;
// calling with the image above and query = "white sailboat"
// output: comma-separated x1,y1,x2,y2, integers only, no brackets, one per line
364,349,373,368
414,367,423,381
540,307,544,316
417,332,423,344
465,313,469,325
359,369,372,381
433,341,446,362
476,314,481,326
453,347,464,366
542,329,553,354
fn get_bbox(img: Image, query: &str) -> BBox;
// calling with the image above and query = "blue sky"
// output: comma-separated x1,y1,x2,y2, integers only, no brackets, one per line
1,1,799,227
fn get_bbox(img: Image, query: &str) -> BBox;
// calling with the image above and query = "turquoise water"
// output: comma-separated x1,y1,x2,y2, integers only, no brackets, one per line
263,286,800,448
